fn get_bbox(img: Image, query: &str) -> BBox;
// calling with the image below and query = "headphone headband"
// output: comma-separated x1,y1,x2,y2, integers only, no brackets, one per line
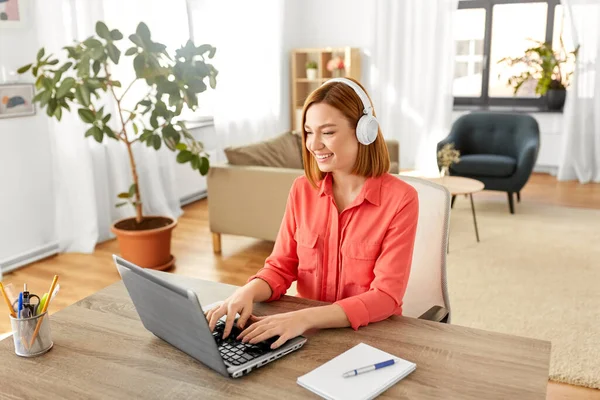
321,77,379,146
324,78,373,116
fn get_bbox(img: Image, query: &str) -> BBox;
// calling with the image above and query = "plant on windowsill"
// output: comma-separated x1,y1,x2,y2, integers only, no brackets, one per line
498,38,579,111
18,21,218,270
437,143,461,181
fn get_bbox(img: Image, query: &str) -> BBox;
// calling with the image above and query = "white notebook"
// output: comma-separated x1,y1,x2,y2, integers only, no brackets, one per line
297,343,416,400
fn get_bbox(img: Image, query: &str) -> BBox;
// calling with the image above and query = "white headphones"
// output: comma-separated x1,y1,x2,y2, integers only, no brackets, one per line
323,78,379,145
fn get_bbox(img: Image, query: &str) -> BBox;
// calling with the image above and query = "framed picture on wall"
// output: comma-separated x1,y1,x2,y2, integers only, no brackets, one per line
0,83,35,119
0,0,28,28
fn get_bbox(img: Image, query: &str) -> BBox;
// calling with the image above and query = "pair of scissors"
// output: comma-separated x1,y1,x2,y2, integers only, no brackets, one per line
13,294,40,318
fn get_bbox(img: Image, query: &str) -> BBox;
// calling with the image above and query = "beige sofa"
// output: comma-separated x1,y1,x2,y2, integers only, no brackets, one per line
207,140,399,253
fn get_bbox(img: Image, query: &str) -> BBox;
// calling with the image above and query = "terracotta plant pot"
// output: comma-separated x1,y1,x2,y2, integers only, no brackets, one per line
110,216,177,270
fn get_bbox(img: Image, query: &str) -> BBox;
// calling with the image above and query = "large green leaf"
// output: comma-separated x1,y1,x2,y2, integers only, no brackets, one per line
56,78,76,98
59,62,73,73
128,34,142,47
107,42,121,64
152,135,161,150
133,54,145,78
41,76,52,90
199,157,209,175
38,90,52,107
78,108,95,123
136,22,151,45
46,98,57,117
77,56,90,78
103,125,116,139
92,60,101,76
76,85,91,106
54,105,63,121
176,150,193,164
128,183,137,197
90,46,104,61
125,47,138,56
84,38,103,49
110,29,123,41
17,64,32,74
162,124,180,144
187,78,207,93
93,127,104,143
52,70,63,85
37,48,45,61
95,22,111,40
191,156,200,170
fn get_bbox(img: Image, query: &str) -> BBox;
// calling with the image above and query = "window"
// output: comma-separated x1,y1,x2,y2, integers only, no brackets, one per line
453,0,568,108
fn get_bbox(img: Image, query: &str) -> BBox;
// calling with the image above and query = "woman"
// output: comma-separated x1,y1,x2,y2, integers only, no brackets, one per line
206,77,419,350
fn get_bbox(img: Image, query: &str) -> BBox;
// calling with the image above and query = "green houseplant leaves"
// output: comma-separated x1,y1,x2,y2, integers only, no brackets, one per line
19,21,218,224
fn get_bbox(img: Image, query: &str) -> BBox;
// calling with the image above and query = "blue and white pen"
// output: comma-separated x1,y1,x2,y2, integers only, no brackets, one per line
342,358,399,378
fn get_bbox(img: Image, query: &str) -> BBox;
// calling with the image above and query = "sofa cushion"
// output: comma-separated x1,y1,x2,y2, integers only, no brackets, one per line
224,131,304,169
450,154,517,178
389,161,399,174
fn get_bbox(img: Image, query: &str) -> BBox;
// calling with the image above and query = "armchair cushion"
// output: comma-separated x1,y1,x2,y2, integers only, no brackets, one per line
450,154,517,178
224,131,303,169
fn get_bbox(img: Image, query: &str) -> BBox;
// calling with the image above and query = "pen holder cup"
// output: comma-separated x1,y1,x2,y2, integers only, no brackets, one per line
9,312,54,357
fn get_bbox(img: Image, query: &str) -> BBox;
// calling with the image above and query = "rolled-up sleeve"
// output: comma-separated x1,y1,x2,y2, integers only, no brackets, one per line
335,190,419,330
247,180,300,302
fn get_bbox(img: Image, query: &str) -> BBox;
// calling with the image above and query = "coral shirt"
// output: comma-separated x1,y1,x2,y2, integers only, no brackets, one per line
248,172,419,330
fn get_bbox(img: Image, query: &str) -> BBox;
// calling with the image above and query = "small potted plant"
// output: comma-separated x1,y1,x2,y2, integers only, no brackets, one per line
306,60,318,80
437,143,461,181
18,21,218,270
327,56,345,78
498,38,579,111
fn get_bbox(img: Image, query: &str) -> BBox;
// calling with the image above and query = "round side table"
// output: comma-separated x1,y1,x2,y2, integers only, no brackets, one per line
426,176,485,242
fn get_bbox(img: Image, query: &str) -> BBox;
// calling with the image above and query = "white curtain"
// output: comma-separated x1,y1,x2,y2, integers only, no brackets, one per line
369,0,458,174
557,0,600,183
34,0,189,253
188,0,287,161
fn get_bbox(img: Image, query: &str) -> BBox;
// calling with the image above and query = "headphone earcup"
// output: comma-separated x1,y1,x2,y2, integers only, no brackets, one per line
356,115,379,145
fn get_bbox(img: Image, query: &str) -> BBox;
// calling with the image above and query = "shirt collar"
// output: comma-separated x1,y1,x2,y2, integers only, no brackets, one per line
318,173,382,207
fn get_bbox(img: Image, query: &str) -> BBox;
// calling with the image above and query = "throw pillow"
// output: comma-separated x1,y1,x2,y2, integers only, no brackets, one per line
224,131,304,169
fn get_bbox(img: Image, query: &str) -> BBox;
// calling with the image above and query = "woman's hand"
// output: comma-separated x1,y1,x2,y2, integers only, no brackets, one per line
205,287,255,339
237,310,312,350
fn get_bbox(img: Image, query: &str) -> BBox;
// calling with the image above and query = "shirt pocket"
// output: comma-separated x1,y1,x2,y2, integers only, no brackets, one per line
341,241,381,288
295,228,319,272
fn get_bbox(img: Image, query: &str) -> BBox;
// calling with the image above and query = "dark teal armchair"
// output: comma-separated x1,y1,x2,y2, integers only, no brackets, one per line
437,112,540,214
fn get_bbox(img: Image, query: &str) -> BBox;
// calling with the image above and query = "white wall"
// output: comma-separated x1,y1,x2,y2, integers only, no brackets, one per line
0,21,57,266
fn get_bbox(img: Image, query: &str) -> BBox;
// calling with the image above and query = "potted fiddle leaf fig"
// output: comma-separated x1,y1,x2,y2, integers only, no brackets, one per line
18,21,218,270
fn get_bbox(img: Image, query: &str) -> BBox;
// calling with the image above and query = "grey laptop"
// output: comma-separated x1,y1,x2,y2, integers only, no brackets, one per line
113,255,307,378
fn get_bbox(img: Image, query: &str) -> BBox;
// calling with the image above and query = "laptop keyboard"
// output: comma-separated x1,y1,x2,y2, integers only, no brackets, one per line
212,320,278,366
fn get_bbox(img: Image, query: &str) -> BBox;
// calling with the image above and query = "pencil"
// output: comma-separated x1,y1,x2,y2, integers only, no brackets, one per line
0,282,16,318
29,275,59,348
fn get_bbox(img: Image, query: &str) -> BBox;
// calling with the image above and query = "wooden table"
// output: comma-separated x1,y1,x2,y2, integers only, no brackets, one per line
426,176,485,242
0,271,550,399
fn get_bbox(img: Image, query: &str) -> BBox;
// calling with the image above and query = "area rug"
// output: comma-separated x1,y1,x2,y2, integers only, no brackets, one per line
446,198,600,388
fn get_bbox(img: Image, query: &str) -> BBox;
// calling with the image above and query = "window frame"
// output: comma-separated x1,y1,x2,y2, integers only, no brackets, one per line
454,0,561,108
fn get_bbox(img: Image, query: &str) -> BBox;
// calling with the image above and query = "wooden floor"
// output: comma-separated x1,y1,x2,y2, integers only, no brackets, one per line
1,173,599,399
